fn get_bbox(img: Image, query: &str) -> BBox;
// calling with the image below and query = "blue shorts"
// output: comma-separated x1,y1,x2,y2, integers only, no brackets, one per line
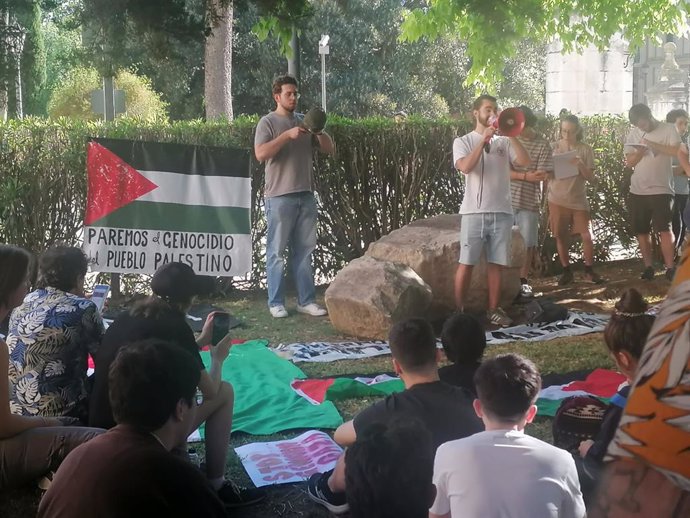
459,213,513,266
513,209,539,248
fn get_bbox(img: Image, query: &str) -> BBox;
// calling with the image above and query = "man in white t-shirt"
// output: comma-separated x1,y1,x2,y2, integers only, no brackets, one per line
666,109,689,254
453,95,530,327
430,353,586,518
624,104,681,281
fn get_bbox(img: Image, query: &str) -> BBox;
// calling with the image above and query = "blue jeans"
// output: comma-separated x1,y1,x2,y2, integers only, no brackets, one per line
265,192,318,308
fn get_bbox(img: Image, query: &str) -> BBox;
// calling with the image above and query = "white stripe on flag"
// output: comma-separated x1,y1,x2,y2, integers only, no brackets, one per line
538,386,591,400
137,170,251,208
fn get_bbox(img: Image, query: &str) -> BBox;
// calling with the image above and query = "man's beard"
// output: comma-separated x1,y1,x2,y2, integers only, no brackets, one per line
479,114,493,127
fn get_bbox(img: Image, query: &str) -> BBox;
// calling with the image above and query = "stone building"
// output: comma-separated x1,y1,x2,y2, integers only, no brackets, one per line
545,33,690,118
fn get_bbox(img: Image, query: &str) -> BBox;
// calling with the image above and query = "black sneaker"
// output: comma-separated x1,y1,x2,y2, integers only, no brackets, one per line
558,269,574,286
641,266,655,281
306,471,349,515
216,481,265,508
665,266,677,281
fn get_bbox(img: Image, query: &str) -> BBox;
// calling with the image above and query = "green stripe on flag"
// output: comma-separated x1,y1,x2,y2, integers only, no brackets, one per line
90,201,250,234
326,378,404,401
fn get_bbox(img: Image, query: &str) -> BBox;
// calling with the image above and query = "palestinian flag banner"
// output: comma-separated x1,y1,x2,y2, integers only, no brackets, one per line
83,138,251,276
536,368,626,416
291,375,405,405
289,369,627,417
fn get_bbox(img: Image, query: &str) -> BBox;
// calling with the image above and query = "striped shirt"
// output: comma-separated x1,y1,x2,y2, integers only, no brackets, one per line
511,134,553,212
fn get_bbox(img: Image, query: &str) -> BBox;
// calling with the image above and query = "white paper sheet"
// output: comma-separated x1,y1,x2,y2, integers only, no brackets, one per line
553,150,579,179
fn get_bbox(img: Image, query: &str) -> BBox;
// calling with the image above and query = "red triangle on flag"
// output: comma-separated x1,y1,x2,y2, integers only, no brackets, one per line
84,142,158,225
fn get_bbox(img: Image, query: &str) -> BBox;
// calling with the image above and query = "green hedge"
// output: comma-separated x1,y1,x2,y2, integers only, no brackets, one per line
0,115,633,289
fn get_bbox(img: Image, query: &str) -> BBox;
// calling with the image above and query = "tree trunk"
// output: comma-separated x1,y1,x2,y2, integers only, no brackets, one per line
0,10,9,121
204,0,233,120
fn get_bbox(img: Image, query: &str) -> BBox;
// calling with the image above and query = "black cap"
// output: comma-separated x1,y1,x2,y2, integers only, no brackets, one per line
151,262,203,303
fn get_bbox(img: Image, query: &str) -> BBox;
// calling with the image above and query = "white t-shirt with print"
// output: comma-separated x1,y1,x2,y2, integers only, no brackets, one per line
625,122,680,196
453,132,515,215
430,429,586,518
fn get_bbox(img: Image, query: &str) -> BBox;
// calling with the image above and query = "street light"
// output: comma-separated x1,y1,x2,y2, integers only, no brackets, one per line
318,34,330,112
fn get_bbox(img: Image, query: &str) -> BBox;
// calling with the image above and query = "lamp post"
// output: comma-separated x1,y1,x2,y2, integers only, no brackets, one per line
318,34,329,112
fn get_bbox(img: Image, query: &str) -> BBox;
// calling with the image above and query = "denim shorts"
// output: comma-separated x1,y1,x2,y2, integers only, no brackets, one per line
513,209,539,248
459,212,513,266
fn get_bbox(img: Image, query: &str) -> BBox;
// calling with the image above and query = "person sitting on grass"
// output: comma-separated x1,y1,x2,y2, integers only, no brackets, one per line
438,312,486,394
38,340,228,518
430,353,585,518
345,417,436,518
589,250,690,518
0,245,103,490
88,262,263,508
7,246,104,422
307,317,482,515
573,288,654,502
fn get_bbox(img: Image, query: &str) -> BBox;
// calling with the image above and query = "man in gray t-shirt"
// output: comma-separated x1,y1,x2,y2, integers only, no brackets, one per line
254,75,334,318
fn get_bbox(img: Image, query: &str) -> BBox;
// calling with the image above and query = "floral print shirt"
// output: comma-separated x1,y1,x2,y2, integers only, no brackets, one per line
7,287,104,417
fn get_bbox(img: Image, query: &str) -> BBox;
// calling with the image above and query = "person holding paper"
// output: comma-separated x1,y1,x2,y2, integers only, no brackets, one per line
624,104,681,281
510,106,553,298
548,115,602,285
666,109,689,253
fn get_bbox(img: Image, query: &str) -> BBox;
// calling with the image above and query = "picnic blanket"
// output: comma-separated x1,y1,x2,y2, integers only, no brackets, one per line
275,312,609,363
536,368,626,416
234,430,342,487
190,340,343,440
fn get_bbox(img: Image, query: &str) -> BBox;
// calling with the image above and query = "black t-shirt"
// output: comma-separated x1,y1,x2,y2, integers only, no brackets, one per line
353,381,483,449
586,385,630,464
37,426,226,518
89,311,204,429
438,362,481,395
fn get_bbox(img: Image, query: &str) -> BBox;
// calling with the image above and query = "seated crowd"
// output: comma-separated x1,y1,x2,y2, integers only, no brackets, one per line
2,242,690,517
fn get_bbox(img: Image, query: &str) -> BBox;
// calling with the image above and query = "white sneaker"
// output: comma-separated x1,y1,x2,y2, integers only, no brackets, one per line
296,303,328,317
269,305,288,318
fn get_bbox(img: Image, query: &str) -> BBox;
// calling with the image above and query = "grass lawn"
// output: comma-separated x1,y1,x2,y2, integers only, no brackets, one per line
1,258,666,517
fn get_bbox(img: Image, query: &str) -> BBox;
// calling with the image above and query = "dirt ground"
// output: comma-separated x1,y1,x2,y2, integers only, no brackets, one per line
529,257,671,313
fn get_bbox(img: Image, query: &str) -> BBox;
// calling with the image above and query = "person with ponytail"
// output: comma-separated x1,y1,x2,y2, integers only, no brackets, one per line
0,245,102,489
574,288,655,501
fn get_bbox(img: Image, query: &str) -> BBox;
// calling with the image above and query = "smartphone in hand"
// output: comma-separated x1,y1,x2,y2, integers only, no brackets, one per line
211,312,230,345
91,284,110,312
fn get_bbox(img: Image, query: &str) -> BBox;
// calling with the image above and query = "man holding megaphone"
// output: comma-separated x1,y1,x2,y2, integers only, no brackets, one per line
255,76,335,319
453,95,530,327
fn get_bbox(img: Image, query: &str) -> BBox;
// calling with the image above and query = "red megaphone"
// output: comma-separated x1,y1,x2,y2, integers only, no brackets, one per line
490,107,526,137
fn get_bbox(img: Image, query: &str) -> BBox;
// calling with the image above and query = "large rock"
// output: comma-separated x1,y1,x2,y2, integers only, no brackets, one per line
325,256,433,339
365,214,525,313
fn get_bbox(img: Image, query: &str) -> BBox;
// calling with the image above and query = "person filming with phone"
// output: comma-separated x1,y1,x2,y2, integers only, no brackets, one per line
88,262,264,508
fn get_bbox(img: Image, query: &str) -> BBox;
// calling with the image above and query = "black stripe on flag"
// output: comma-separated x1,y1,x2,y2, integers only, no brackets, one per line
90,138,250,178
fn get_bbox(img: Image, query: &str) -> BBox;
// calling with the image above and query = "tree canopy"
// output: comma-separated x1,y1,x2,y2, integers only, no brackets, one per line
400,0,690,89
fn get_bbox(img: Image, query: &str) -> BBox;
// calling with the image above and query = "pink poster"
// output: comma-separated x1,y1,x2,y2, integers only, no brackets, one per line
234,430,343,487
